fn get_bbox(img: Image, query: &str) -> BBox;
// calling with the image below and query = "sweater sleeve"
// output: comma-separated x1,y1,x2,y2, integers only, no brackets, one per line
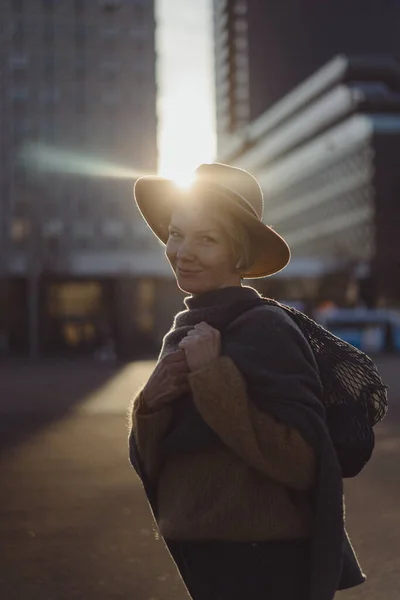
129,390,173,483
189,356,316,490
188,306,324,491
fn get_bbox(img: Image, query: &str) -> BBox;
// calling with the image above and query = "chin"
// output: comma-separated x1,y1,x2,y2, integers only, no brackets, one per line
176,277,214,296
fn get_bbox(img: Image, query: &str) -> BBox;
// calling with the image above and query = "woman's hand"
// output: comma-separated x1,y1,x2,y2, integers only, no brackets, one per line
178,322,221,372
141,349,190,411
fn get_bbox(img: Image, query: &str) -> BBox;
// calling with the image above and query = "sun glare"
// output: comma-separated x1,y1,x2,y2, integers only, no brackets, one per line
168,170,196,189
158,80,216,186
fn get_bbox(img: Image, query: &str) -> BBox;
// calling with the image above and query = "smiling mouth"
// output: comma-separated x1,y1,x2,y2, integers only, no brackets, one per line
177,268,202,275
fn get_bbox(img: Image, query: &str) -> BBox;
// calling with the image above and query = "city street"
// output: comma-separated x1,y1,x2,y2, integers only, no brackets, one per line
0,357,399,599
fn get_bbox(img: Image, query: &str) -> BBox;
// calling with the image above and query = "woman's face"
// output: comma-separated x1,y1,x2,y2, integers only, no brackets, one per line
165,206,242,295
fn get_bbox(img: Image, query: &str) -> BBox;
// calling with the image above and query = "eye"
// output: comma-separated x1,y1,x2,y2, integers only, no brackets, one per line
169,230,181,238
202,236,216,243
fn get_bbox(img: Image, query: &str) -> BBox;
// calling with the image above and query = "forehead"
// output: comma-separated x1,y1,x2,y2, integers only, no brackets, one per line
169,206,222,232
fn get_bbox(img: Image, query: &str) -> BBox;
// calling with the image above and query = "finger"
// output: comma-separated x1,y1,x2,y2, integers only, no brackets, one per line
194,321,213,331
186,329,203,338
169,360,190,373
164,349,187,362
178,337,192,348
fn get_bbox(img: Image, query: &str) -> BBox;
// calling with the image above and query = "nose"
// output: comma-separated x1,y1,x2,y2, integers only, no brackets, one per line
176,238,196,262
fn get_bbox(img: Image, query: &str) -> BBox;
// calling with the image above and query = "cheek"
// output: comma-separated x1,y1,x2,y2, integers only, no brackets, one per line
207,249,236,272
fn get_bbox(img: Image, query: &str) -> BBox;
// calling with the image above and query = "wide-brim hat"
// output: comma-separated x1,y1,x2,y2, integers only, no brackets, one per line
133,162,291,279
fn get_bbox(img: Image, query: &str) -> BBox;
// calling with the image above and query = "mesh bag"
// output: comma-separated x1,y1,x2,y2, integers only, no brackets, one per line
261,298,389,477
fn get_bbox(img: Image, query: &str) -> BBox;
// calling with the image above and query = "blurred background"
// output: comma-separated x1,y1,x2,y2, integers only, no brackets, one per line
0,2,400,599
1,0,400,362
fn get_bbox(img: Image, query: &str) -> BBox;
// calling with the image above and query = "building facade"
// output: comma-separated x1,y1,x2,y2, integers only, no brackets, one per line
0,0,178,358
213,1,400,309
213,0,400,156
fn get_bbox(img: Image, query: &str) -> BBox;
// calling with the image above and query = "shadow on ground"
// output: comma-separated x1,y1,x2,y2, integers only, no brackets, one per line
0,360,122,457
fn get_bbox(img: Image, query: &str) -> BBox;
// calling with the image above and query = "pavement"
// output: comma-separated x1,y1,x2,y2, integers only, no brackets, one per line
0,356,399,599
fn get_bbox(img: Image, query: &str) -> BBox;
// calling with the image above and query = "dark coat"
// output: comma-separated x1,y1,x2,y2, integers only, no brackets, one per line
129,285,366,600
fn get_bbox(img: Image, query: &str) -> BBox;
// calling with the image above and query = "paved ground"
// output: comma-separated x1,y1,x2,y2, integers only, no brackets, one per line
0,356,399,599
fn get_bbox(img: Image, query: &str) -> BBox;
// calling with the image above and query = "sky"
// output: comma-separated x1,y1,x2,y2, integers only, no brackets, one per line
155,0,216,181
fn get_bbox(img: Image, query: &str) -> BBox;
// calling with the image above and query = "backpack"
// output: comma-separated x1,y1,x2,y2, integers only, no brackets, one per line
227,297,389,478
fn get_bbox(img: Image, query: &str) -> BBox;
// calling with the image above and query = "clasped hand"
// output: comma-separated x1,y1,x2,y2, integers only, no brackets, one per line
178,321,221,373
141,322,220,411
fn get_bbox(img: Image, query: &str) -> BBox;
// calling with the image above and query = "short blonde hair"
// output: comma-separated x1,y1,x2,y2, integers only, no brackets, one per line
209,206,254,274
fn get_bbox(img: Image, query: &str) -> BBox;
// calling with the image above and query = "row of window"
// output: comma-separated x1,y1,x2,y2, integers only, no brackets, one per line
8,55,150,73
8,23,149,42
9,217,152,245
9,1,144,14
8,84,151,104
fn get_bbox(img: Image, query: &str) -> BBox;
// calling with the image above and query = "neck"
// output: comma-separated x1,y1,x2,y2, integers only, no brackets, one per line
184,284,260,310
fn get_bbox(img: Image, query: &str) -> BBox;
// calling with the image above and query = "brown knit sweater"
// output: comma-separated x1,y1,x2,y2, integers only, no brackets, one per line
131,354,316,542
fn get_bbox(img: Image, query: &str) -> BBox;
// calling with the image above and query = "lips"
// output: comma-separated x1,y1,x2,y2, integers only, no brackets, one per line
177,268,202,275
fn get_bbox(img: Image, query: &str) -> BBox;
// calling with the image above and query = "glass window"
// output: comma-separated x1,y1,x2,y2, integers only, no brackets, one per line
9,54,28,69
10,86,29,101
100,0,122,11
40,86,60,105
101,25,119,38
10,218,30,242
234,0,247,16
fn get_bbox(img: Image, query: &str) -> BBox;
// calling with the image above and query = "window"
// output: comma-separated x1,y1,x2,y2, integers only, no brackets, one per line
9,55,28,69
234,18,247,34
10,218,30,242
234,0,247,16
101,25,119,38
42,219,64,237
101,220,124,238
100,0,122,11
40,86,60,105
10,86,29,101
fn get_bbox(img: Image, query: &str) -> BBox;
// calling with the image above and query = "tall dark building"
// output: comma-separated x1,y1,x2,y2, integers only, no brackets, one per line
213,0,400,156
0,0,178,359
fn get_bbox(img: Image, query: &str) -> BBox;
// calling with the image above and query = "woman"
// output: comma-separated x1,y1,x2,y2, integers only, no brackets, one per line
128,163,365,600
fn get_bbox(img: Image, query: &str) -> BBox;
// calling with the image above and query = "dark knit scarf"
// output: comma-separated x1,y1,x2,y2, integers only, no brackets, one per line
130,285,365,600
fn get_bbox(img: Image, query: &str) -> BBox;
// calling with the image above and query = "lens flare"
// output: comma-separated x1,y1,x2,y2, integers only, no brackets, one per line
19,142,152,180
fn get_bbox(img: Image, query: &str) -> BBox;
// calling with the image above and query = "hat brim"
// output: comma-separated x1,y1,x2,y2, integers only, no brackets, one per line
134,176,291,279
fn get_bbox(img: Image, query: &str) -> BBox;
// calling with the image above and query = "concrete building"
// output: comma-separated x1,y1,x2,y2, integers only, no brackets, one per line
0,0,177,358
213,1,400,309
213,0,400,156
